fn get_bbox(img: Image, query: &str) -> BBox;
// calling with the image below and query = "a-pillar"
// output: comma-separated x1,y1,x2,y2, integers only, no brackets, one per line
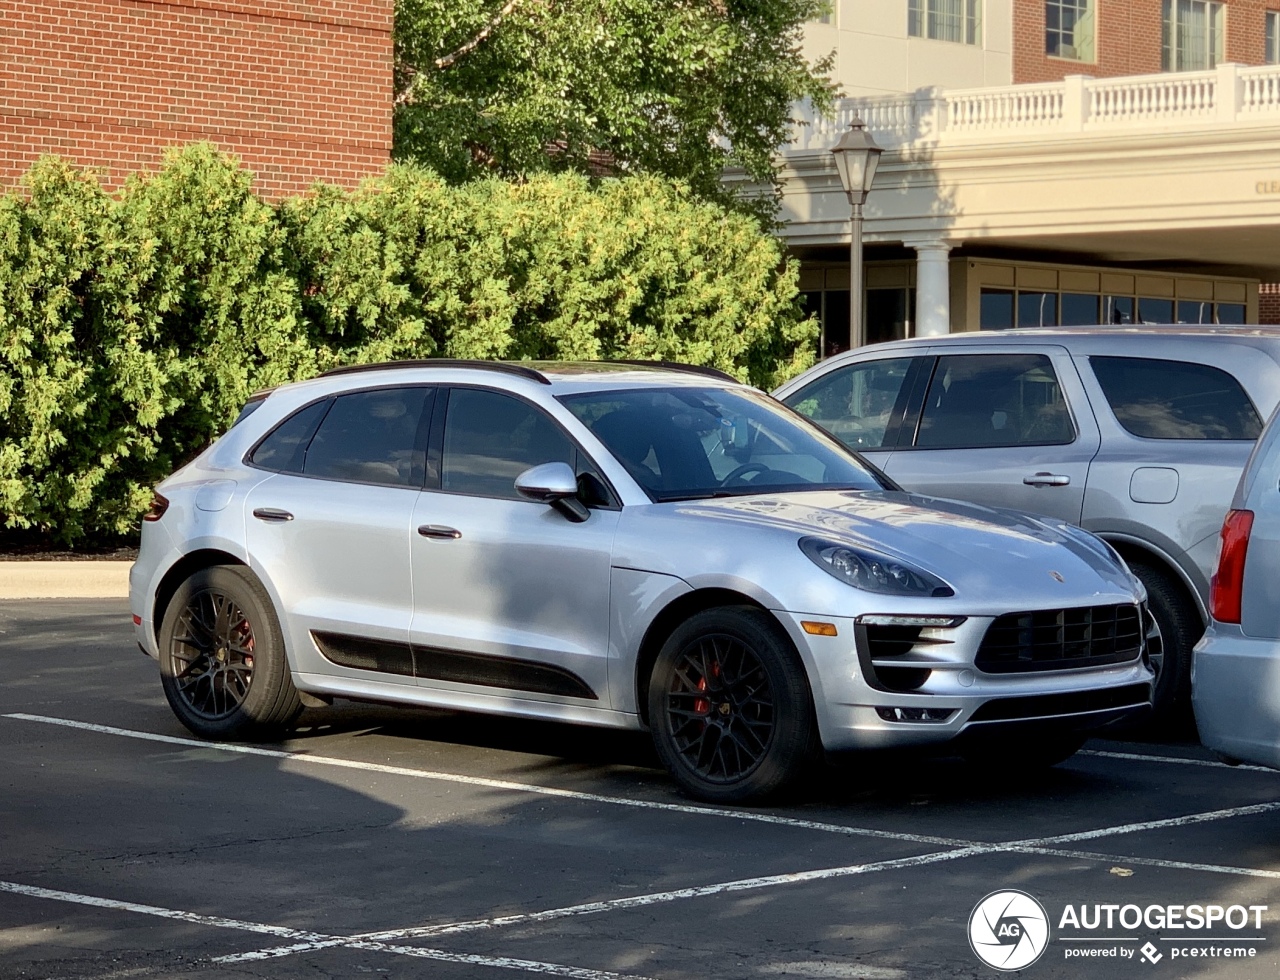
912,241,953,337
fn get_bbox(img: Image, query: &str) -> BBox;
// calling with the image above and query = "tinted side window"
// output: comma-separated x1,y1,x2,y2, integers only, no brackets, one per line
249,399,330,473
916,354,1075,449
442,389,574,499
304,387,432,487
1090,356,1262,440
783,357,915,450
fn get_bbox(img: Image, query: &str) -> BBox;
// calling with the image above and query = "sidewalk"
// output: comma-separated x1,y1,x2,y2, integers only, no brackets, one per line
0,562,131,599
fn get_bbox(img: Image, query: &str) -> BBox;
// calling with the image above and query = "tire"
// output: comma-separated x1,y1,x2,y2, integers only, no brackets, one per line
1129,560,1200,726
962,734,1085,771
647,606,817,804
158,565,302,740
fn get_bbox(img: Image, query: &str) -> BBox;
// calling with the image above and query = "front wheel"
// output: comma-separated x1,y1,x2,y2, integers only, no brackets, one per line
158,565,302,740
648,607,817,804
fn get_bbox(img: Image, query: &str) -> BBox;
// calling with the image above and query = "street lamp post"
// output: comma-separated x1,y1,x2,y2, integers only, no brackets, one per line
830,117,883,351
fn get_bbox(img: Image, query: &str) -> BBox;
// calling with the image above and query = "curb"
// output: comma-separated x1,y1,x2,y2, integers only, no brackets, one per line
0,561,132,599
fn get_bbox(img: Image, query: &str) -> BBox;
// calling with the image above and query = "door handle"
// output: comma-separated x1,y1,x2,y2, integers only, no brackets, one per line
252,507,294,522
418,524,462,540
1023,472,1071,487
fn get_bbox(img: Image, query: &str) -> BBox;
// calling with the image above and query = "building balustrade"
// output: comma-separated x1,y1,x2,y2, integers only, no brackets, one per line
791,63,1280,151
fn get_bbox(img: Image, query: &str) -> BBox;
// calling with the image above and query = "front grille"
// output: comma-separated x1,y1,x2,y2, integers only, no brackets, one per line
975,603,1143,674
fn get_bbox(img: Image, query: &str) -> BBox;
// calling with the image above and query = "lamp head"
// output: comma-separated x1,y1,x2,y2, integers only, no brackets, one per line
831,117,883,205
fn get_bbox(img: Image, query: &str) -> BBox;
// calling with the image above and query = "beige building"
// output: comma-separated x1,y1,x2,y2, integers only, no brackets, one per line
785,1,1280,352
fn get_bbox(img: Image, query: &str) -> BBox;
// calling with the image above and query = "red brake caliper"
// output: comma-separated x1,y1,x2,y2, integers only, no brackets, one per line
235,619,255,669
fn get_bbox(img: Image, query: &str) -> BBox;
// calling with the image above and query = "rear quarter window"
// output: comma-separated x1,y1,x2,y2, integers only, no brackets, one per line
1090,356,1262,440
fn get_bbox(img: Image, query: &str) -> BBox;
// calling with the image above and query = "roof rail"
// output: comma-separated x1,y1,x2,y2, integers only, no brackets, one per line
607,360,741,384
320,359,551,385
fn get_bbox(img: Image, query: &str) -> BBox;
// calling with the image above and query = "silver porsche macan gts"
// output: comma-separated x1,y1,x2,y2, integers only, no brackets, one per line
130,360,1154,802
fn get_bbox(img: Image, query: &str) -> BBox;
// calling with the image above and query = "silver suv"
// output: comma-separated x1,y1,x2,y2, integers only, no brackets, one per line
130,360,1150,802
776,327,1280,721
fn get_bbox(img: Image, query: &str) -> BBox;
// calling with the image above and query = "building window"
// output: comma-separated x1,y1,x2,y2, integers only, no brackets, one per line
814,4,834,25
981,287,1242,329
909,0,982,45
1162,0,1224,72
1267,11,1279,63
1046,0,1095,61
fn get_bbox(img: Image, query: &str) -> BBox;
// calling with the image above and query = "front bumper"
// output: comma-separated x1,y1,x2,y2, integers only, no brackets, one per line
778,611,1155,752
1193,627,1280,770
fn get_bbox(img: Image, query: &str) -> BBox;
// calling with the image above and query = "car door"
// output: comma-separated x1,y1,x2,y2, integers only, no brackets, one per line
409,386,620,706
779,354,931,473
244,385,434,687
883,346,1100,522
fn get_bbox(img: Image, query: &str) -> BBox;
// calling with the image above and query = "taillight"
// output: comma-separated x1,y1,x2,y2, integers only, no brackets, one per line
143,492,169,522
1210,509,1254,624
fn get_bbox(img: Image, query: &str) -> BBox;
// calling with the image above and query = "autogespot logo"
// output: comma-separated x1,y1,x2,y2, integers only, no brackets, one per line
969,890,1051,971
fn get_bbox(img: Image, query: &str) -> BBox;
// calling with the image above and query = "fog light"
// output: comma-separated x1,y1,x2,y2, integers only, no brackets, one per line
875,706,956,723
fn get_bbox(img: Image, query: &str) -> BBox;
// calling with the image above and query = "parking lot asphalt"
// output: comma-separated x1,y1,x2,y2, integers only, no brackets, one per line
3,600,1280,980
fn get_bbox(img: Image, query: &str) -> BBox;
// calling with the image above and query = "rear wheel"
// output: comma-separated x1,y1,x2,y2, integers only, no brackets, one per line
158,565,301,740
1130,560,1200,725
648,607,816,804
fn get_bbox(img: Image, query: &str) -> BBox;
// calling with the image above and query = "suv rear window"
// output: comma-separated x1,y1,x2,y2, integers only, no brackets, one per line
1090,356,1262,441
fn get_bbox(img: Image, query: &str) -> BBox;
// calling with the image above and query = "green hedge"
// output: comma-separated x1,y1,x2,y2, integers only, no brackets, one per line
0,145,816,544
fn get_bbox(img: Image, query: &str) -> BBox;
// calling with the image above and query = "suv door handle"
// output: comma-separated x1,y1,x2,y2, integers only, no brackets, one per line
252,507,294,522
418,524,462,540
1023,472,1071,487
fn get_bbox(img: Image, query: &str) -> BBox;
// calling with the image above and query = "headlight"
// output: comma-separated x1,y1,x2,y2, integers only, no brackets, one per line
799,537,954,597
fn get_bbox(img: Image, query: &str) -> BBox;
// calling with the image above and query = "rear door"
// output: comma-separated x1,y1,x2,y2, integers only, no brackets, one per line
883,346,1100,522
244,385,434,687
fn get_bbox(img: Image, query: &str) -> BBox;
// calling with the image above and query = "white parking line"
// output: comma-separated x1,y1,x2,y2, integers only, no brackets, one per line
214,846,994,963
0,880,657,980
0,713,971,848
10,711,1280,970
1018,801,1280,846
1009,847,1280,880
1080,748,1276,774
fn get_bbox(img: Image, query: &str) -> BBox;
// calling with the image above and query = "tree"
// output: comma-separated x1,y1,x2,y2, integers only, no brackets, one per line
393,0,835,213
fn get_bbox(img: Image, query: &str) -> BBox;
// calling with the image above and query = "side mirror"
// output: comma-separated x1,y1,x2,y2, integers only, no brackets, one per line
514,462,589,522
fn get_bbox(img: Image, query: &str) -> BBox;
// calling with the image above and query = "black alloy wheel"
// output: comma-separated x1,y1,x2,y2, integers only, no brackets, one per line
167,588,257,721
649,606,817,803
665,633,776,784
159,565,302,739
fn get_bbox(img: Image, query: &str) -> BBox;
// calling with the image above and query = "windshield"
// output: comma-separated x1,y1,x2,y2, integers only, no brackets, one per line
558,386,887,501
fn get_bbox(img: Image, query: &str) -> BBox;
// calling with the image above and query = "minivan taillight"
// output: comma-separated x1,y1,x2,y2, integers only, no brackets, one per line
1210,509,1254,624
142,492,169,523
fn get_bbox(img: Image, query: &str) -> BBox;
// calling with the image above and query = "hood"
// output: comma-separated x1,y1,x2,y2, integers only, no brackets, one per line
669,489,1139,602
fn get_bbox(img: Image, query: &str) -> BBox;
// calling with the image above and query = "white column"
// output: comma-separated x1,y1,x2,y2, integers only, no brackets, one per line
912,241,953,337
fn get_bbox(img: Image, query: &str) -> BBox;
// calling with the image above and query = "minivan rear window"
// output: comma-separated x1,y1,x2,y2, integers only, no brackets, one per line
1090,356,1263,441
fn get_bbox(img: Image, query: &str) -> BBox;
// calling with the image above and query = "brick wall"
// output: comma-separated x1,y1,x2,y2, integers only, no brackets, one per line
0,0,393,198
1261,283,1280,324
1013,0,1278,84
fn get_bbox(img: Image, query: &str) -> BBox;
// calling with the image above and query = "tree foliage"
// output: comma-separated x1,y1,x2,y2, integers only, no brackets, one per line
0,146,816,544
393,0,835,212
